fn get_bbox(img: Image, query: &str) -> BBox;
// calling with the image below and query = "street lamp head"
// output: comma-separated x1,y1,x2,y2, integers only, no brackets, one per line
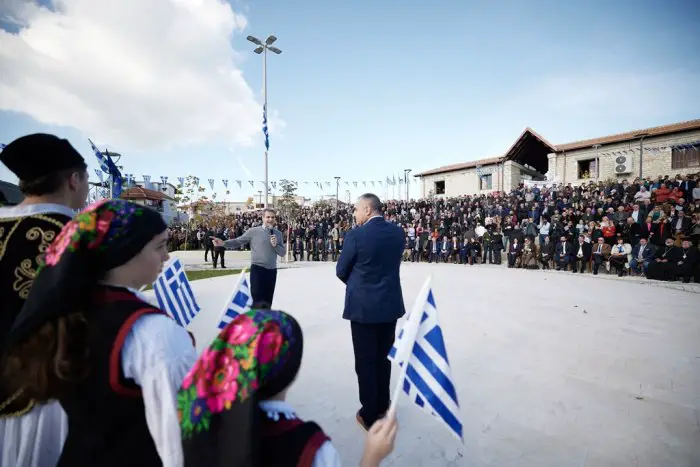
247,35,262,45
268,46,282,55
265,35,277,45
253,46,264,54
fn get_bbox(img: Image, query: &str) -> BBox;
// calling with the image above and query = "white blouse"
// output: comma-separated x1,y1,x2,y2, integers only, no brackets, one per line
121,312,198,467
259,400,342,467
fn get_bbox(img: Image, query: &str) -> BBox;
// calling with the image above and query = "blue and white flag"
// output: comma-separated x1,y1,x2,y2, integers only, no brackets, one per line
88,139,111,174
153,259,201,327
0,144,6,151
94,169,104,182
262,104,270,151
388,278,463,442
216,271,253,329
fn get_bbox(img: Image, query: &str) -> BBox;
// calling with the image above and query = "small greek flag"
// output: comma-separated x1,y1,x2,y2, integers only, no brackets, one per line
388,277,463,442
263,104,270,151
216,271,253,329
0,144,6,151
94,169,104,182
153,259,201,327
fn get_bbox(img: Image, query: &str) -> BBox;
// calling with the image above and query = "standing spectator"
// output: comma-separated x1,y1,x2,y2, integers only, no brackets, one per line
336,193,405,431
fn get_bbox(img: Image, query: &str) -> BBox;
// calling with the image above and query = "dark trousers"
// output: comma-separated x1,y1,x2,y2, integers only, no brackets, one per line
213,247,225,268
250,264,277,306
204,245,212,261
351,321,396,428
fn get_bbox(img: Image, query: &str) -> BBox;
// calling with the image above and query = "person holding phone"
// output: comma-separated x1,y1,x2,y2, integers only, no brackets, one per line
211,208,285,305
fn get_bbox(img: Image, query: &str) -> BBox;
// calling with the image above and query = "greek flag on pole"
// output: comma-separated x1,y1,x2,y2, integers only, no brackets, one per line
216,272,253,329
88,138,111,174
388,279,463,441
262,104,270,151
153,259,201,327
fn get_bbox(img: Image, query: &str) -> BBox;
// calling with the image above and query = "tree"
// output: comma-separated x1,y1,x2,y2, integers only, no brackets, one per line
276,179,301,225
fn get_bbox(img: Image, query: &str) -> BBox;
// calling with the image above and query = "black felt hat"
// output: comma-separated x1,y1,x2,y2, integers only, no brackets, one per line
0,133,86,180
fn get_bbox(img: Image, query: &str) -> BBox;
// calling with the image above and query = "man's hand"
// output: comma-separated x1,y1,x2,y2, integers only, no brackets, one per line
270,234,277,247
210,236,224,248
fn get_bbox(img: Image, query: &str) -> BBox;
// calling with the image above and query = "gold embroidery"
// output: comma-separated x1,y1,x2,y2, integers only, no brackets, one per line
0,389,35,419
12,227,59,298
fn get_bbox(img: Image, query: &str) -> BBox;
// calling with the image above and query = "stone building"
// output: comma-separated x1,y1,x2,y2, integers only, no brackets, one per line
415,119,700,197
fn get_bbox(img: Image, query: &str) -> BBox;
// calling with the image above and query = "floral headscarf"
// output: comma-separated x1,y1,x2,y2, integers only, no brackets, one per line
6,199,166,347
179,309,303,467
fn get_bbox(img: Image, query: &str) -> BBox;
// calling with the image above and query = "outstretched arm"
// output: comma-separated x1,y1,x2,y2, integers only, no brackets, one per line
219,229,253,250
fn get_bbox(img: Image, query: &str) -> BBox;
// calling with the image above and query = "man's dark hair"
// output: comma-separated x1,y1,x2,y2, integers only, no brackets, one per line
359,193,382,214
18,166,86,197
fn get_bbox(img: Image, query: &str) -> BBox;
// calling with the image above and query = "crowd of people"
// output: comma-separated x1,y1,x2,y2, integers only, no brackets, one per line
180,173,700,284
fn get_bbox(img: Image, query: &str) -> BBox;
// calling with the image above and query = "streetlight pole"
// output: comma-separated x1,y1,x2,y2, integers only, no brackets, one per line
635,132,649,179
334,176,341,209
404,169,411,200
248,34,282,208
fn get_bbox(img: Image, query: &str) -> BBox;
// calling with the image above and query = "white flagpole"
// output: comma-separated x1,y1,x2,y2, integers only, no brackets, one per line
388,276,432,417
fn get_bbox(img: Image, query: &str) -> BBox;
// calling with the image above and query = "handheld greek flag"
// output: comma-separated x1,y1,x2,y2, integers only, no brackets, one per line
263,104,270,151
153,259,201,327
388,277,463,442
216,270,253,329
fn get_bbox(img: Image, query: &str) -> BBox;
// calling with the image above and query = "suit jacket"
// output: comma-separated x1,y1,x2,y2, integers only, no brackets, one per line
573,241,592,261
555,241,572,259
592,242,611,258
631,243,655,262
336,217,405,324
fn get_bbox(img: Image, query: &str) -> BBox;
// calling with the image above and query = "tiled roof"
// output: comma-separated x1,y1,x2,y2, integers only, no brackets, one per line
121,186,173,201
556,118,700,152
414,156,503,177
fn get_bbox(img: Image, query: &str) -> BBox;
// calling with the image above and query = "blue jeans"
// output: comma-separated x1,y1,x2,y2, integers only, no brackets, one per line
629,258,649,274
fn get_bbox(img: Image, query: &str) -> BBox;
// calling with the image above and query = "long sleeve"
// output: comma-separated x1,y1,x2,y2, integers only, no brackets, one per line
223,229,253,250
336,230,357,283
312,442,343,467
275,231,287,257
121,314,198,467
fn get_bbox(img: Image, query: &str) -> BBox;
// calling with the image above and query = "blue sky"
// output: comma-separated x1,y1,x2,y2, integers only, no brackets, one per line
1,0,699,201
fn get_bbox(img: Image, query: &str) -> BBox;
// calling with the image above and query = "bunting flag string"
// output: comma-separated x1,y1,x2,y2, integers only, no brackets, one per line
112,174,416,195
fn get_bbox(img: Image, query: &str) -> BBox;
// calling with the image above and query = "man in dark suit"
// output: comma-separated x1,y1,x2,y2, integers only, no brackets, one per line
336,193,405,431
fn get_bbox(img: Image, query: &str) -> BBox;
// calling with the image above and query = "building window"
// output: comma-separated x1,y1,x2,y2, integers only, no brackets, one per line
672,146,700,169
577,159,597,179
480,174,492,190
434,180,445,195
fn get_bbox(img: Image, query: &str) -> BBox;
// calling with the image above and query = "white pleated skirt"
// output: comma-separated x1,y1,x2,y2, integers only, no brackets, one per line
0,401,67,467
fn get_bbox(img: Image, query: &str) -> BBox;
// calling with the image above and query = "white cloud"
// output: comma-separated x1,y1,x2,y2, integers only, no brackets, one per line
0,0,281,150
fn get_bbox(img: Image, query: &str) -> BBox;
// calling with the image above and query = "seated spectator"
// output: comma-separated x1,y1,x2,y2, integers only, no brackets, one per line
592,236,611,275
538,235,554,269
555,235,572,271
609,235,630,277
520,237,538,269
629,237,655,276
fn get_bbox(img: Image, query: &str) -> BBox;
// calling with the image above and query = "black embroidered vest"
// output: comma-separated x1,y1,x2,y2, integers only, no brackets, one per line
57,287,165,467
0,210,70,417
260,413,330,467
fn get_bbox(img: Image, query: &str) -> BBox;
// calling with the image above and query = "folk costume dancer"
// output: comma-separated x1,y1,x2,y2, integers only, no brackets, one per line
0,134,89,467
4,200,197,467
178,309,398,467
212,208,286,306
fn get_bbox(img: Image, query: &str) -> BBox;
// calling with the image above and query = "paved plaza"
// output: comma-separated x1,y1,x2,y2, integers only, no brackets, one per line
146,258,700,467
